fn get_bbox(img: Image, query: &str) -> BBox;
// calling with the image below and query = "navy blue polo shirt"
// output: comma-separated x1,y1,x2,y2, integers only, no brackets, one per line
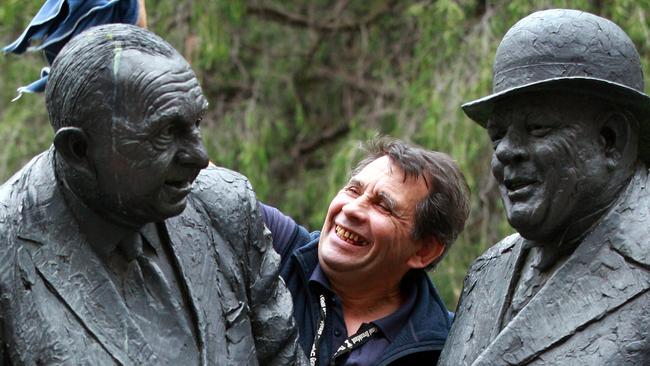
260,203,418,365
309,265,417,365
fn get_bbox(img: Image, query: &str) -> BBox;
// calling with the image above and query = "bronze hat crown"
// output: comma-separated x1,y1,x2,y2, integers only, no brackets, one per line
462,9,650,161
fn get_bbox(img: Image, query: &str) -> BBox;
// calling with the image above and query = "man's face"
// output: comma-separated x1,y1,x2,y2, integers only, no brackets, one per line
87,50,209,227
318,156,429,284
487,93,609,243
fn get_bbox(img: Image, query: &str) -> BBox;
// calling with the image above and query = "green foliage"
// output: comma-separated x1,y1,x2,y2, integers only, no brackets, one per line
2,0,650,307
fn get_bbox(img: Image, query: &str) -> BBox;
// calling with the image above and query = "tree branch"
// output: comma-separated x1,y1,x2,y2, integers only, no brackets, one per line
293,124,350,157
307,66,400,98
246,1,395,32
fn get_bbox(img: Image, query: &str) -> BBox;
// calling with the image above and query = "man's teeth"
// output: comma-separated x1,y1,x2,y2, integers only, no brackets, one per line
335,225,367,245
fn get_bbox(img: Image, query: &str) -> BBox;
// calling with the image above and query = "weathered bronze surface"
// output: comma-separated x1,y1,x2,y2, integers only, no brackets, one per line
0,24,304,365
439,9,650,365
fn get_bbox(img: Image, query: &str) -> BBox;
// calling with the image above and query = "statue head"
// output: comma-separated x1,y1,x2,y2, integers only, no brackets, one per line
462,9,649,243
46,24,209,229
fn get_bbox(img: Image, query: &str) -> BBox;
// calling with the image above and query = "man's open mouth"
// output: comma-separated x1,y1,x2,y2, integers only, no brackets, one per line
335,225,369,246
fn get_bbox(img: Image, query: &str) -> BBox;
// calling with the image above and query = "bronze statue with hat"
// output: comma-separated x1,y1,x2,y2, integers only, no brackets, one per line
439,8,650,365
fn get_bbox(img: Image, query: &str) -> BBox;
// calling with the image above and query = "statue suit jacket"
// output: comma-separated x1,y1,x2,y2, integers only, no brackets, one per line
0,148,304,365
439,166,650,366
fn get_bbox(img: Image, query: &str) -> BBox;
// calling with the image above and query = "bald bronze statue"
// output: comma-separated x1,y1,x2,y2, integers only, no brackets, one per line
439,9,650,365
0,24,304,365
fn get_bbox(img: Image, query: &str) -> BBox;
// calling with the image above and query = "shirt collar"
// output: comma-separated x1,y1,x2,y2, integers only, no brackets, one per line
309,263,419,342
373,275,418,342
308,263,334,295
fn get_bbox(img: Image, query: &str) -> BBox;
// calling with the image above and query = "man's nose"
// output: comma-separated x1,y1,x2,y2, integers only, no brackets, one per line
176,135,209,169
494,128,528,164
341,195,369,222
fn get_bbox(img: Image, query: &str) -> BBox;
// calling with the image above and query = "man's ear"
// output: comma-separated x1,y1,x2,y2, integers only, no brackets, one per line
599,111,638,171
53,127,93,177
407,237,445,269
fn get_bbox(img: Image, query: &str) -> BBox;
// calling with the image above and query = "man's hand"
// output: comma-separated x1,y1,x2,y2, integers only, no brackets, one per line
136,0,147,28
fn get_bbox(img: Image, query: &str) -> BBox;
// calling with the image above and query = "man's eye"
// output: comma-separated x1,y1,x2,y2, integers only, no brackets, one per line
344,186,360,195
377,203,391,214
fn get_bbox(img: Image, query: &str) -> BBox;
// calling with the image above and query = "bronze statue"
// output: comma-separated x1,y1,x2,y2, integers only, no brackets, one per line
439,9,650,365
0,24,304,365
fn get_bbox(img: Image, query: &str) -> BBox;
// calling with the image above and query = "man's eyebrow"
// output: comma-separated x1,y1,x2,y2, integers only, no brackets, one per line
377,191,397,211
347,178,363,187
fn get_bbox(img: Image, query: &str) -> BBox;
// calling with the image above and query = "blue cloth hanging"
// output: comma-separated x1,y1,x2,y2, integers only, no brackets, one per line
4,0,139,99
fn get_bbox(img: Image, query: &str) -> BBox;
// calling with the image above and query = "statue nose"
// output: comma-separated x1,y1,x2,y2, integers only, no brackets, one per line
176,141,209,169
495,129,528,164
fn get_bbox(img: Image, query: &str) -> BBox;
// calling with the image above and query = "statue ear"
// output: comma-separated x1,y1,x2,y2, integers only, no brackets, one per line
407,236,445,269
599,111,638,170
53,127,93,176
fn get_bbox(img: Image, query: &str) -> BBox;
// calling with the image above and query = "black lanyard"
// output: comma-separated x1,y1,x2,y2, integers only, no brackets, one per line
309,294,380,366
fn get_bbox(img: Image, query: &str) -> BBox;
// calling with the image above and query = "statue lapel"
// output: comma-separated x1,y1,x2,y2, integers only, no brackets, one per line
164,194,228,365
472,219,650,366
444,234,526,365
15,156,156,365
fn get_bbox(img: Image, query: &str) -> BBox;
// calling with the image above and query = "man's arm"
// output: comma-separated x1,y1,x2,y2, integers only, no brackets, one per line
246,190,307,365
258,202,300,257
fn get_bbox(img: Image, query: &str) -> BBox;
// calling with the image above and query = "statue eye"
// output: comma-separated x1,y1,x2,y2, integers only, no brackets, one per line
195,117,202,128
160,125,174,137
487,129,504,149
152,124,175,148
528,124,551,137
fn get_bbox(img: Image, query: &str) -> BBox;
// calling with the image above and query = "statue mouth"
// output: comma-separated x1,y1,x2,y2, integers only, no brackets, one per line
165,179,191,190
164,169,201,193
503,177,538,198
163,176,195,199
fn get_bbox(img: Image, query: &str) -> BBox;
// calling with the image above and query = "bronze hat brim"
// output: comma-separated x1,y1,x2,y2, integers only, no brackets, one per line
462,76,650,162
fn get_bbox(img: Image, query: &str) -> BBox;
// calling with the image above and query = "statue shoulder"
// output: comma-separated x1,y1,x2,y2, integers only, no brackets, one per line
193,165,255,199
478,233,522,261
466,233,523,275
190,165,258,220
0,149,54,219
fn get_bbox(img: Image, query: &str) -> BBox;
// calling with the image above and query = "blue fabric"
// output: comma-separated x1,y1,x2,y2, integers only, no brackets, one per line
308,264,417,366
4,0,139,96
260,203,299,253
265,214,452,365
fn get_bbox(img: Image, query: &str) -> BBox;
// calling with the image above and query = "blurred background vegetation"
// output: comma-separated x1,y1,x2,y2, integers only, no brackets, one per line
2,0,650,307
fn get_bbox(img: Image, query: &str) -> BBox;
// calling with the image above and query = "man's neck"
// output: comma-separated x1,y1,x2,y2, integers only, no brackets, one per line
328,276,404,335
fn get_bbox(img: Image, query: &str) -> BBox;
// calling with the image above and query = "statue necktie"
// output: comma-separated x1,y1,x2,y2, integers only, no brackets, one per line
120,231,198,363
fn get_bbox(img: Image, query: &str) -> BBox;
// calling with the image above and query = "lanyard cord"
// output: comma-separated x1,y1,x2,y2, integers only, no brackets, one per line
309,293,380,366
309,294,328,366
